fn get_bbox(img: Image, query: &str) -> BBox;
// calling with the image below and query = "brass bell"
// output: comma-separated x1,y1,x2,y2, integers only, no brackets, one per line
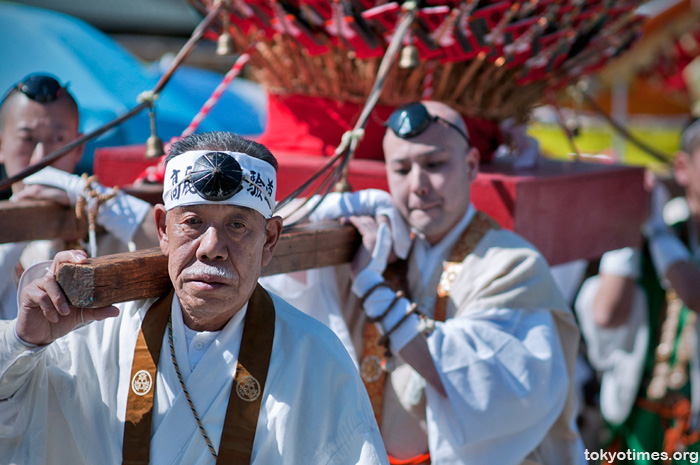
398,44,419,69
145,106,165,159
145,134,165,158
216,31,235,56
216,0,235,56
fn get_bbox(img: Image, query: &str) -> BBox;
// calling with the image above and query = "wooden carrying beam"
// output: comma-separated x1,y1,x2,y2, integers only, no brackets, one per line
56,221,359,308
0,200,87,243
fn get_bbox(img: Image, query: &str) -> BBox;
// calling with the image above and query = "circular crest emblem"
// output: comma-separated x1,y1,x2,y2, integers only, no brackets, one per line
360,355,383,383
131,369,153,396
236,375,261,402
438,262,462,297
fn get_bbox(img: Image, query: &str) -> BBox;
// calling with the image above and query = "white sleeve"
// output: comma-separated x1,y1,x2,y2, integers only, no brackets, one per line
598,247,642,279
0,261,54,401
425,307,569,456
574,276,648,425
0,242,28,320
0,320,46,400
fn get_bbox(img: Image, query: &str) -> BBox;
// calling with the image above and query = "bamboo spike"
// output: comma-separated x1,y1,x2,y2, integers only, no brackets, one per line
434,61,454,100
449,52,486,102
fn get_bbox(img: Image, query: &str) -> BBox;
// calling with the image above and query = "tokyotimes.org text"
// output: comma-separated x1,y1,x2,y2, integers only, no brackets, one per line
585,449,699,463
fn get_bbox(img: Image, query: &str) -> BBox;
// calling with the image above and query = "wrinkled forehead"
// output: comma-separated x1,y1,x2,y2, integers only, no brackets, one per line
169,202,263,219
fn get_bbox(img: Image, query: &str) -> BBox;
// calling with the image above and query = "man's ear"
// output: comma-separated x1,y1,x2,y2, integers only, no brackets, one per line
261,215,283,267
673,151,690,187
154,204,169,255
466,147,480,181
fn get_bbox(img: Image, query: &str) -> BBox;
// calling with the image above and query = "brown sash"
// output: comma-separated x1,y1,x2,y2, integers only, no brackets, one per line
122,284,275,465
359,211,500,427
433,211,500,322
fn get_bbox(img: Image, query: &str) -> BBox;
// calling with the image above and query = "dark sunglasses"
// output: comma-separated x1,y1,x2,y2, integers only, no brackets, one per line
14,74,65,103
385,102,470,146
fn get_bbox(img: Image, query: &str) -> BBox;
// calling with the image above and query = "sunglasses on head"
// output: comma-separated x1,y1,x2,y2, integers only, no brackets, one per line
385,102,470,146
14,74,65,103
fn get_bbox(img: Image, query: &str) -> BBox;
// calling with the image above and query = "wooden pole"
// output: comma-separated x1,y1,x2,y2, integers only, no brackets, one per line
0,200,88,243
56,221,360,308
0,185,163,245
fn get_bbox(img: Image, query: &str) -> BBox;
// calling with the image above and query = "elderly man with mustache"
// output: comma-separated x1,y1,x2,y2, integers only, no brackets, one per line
0,131,388,465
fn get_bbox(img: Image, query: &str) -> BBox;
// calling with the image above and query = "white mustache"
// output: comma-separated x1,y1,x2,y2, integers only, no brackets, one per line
182,263,234,280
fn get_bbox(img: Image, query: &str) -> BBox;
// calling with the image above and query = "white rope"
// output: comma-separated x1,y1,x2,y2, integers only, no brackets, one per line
335,128,366,156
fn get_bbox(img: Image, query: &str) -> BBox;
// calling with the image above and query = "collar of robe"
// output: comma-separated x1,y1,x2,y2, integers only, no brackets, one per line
121,284,276,465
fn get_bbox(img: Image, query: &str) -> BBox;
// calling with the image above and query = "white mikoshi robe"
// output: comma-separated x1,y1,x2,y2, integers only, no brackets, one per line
0,263,388,465
261,205,584,465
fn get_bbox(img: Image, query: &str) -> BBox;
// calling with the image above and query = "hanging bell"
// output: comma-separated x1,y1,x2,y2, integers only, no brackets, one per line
216,31,235,56
216,0,235,56
145,134,165,158
145,106,165,159
398,44,419,69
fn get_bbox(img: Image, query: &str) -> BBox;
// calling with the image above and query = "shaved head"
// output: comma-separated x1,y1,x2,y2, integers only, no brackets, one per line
0,88,79,130
420,100,469,139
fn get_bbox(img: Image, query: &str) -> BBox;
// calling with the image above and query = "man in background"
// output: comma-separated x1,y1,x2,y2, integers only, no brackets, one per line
0,73,157,318
263,100,584,464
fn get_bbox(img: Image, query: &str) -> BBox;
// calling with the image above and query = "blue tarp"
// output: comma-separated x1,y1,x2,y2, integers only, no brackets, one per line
0,1,267,173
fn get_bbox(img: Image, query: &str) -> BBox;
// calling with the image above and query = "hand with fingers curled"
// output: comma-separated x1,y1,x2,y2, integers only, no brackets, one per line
15,250,119,346
350,222,421,354
308,189,412,260
346,214,396,279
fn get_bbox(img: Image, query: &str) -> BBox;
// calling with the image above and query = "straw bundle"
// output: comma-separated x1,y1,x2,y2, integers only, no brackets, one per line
189,0,646,123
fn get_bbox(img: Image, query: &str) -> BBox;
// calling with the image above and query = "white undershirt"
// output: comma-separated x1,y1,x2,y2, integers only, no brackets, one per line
412,204,476,290
178,302,249,371
183,326,219,371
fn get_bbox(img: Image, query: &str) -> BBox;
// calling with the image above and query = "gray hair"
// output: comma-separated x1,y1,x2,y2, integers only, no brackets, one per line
167,131,278,171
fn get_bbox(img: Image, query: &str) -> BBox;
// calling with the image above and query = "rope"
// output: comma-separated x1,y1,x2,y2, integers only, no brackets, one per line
181,52,252,138
167,315,218,460
277,1,418,223
74,174,117,258
334,128,366,156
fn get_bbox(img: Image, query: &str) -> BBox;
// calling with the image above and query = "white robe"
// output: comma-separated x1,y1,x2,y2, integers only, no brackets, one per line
0,264,387,465
262,206,583,464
